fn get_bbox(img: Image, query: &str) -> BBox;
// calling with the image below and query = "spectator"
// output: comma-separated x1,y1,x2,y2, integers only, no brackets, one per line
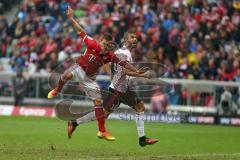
150,88,168,113
217,87,237,116
12,69,27,106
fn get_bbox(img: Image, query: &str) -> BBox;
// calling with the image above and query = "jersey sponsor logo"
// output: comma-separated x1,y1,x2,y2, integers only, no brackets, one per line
88,54,103,66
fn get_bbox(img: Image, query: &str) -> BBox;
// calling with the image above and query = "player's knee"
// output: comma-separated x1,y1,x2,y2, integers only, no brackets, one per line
135,101,145,112
103,112,110,119
93,98,103,106
104,93,118,111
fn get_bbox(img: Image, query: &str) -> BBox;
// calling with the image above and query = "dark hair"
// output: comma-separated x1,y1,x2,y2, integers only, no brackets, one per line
123,31,135,40
123,31,136,40
103,33,112,41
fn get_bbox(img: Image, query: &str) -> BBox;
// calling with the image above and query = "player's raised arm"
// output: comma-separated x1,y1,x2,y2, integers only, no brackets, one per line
66,7,85,35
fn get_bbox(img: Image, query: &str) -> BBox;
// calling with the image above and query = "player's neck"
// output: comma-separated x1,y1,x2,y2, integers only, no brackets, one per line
124,43,132,50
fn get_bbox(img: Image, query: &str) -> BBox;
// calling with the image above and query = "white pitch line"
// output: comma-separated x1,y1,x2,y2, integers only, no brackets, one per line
88,153,240,160
153,152,240,158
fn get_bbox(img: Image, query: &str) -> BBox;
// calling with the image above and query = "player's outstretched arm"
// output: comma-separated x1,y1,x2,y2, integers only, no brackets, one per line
111,54,139,72
124,63,149,74
124,62,138,72
122,68,152,79
111,55,150,78
122,62,152,78
66,6,85,34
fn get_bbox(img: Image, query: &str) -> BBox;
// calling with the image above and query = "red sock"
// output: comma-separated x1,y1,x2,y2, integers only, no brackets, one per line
94,106,106,132
56,77,65,92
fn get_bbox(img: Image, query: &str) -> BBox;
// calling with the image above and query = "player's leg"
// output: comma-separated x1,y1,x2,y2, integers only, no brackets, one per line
134,101,158,146
102,88,121,118
69,77,115,140
120,90,158,146
48,71,73,99
94,97,116,141
72,89,119,125
67,66,91,138
93,98,106,132
67,95,118,139
67,111,96,139
86,80,116,141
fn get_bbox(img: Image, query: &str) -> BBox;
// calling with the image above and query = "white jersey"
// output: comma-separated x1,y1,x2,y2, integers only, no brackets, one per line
109,46,133,92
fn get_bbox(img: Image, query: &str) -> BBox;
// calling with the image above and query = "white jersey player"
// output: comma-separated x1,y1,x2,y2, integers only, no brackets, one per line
106,32,158,146
109,46,133,92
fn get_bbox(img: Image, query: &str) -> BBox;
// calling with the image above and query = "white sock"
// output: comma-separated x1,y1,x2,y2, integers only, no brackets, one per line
135,112,145,138
76,111,96,124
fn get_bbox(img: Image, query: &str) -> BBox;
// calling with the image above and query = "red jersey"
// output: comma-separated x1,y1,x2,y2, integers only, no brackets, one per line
76,32,126,77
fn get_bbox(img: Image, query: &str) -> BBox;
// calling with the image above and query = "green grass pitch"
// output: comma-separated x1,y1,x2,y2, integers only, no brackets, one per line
0,116,240,160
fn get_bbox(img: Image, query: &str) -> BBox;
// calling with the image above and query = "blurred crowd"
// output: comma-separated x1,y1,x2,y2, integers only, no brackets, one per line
0,0,240,81
0,0,20,14
1,0,240,109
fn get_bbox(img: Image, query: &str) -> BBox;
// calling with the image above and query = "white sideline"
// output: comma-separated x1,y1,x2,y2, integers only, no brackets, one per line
153,152,240,158
84,153,240,160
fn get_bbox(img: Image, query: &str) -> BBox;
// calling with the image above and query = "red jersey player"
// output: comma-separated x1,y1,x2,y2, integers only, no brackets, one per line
47,7,151,141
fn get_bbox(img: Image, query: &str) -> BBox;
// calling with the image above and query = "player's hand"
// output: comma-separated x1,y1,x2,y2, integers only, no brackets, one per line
138,66,150,73
66,6,74,18
142,70,152,79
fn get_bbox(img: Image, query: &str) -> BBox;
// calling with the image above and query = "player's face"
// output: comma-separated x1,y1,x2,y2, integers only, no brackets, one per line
100,39,109,52
101,39,115,53
127,34,137,48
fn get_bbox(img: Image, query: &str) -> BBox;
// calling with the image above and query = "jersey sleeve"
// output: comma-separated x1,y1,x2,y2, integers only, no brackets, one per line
109,53,127,67
79,31,97,49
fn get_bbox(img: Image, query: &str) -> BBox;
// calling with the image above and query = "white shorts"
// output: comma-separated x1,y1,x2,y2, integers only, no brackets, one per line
68,64,101,100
